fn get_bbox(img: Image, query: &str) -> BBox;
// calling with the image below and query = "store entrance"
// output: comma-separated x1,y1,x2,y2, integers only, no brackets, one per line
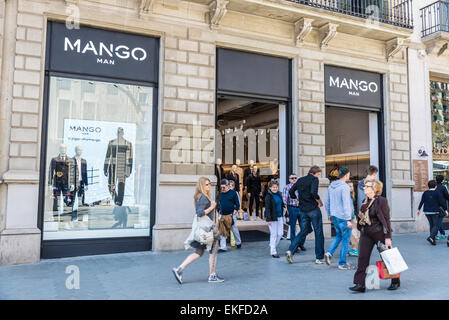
215,97,286,241
325,106,381,219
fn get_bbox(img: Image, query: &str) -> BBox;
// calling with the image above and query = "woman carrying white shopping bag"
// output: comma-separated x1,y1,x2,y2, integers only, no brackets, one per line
172,177,223,284
349,179,401,293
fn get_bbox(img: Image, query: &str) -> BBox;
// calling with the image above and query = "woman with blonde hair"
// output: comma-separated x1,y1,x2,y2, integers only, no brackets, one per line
349,178,400,292
172,177,224,284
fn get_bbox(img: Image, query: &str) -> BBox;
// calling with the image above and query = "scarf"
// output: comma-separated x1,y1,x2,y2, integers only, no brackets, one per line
358,196,377,226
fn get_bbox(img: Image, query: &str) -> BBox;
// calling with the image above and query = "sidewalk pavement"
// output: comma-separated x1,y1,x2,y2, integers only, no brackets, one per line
0,232,448,300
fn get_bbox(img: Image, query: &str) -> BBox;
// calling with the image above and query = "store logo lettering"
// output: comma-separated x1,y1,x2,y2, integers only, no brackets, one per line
70,126,102,135
64,37,148,65
329,76,378,96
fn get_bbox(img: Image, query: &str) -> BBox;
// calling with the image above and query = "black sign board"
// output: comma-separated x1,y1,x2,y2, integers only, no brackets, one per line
324,65,382,110
217,48,290,100
47,22,159,83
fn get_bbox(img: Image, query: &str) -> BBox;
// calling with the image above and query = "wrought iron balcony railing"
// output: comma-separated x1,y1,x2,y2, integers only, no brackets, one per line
421,0,449,37
287,0,413,28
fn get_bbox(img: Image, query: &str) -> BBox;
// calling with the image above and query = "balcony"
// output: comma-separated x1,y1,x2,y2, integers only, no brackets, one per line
288,0,413,29
420,0,449,55
421,0,449,37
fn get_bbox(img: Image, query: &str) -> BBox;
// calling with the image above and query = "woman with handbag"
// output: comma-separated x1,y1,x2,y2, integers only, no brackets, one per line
417,180,449,246
172,177,224,284
349,179,400,293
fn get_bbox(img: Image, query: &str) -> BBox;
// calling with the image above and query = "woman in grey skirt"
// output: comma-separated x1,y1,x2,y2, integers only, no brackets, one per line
172,177,224,284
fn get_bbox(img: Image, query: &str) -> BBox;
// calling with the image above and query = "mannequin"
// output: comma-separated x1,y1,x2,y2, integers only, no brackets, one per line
215,158,224,184
71,145,88,222
226,165,240,193
247,165,261,220
48,143,74,216
104,127,133,206
235,159,244,210
243,159,255,191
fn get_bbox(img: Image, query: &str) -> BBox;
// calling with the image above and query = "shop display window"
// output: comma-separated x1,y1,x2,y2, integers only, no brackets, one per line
431,80,449,183
43,76,154,240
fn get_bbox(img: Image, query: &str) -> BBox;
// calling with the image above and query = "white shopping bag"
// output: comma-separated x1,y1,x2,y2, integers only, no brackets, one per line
380,247,408,275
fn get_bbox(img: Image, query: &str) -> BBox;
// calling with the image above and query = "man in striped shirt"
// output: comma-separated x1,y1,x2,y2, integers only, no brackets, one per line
282,173,311,251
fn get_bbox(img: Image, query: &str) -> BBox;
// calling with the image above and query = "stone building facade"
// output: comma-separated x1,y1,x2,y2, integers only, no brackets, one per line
0,0,418,265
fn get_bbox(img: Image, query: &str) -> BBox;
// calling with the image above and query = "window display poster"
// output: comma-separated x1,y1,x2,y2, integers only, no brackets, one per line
63,119,137,206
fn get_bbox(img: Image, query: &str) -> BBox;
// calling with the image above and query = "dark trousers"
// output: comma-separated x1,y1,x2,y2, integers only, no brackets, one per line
426,214,440,239
249,192,260,217
438,216,446,236
353,228,399,286
288,208,324,260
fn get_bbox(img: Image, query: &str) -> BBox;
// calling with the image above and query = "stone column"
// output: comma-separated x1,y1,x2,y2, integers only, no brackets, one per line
153,26,217,250
0,0,44,265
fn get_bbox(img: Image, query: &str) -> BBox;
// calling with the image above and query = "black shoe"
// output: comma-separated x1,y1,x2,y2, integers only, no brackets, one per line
299,245,307,251
387,282,400,290
427,237,436,246
218,249,227,253
447,240,449,247
236,244,241,249
349,284,366,293
272,254,280,258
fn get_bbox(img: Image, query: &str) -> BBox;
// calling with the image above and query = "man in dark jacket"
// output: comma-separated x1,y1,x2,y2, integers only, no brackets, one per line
435,175,448,240
286,166,325,264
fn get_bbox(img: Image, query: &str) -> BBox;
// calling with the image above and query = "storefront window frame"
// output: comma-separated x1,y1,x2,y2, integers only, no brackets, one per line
323,68,386,196
38,22,160,258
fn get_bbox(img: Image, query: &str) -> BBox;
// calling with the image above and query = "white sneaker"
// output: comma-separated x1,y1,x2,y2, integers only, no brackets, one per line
208,273,225,283
338,264,353,270
324,252,332,265
315,259,325,264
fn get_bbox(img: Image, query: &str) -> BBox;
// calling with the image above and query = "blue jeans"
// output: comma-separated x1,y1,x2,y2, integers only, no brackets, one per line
438,217,446,236
288,206,313,242
326,216,351,266
287,206,300,240
288,208,324,260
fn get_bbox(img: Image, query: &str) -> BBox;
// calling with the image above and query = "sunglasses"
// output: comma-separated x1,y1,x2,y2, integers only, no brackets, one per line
205,182,210,186
364,184,373,188
289,177,297,180
270,179,280,183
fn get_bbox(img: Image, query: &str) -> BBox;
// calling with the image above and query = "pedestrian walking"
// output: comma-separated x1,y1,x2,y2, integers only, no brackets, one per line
265,179,286,258
282,173,311,248
357,165,378,212
435,175,449,240
324,167,353,270
417,180,449,245
286,166,325,264
349,179,400,293
218,179,242,252
172,177,223,284
347,181,360,257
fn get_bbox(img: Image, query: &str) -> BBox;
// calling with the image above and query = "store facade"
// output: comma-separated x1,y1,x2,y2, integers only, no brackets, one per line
0,0,415,264
409,0,449,231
